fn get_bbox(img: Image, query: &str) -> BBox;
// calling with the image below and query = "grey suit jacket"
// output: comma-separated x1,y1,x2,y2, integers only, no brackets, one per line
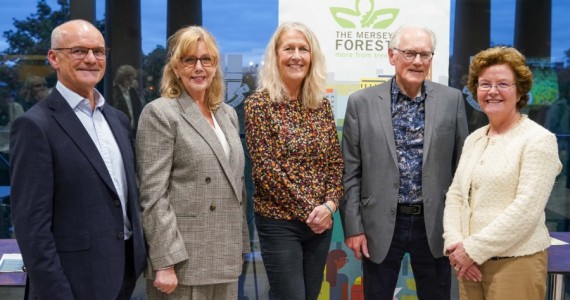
340,79,468,263
136,94,249,286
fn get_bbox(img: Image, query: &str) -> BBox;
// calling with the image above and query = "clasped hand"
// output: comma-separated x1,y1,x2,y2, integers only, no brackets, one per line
447,242,482,282
306,204,333,234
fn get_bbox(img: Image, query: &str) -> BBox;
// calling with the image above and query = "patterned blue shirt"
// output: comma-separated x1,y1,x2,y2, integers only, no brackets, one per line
390,79,426,204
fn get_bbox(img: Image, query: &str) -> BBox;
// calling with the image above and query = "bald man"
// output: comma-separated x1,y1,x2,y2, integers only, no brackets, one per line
10,19,146,299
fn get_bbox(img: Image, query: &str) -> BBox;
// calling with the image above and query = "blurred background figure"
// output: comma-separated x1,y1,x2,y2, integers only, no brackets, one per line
0,82,23,157
112,64,145,132
17,75,50,111
546,81,570,188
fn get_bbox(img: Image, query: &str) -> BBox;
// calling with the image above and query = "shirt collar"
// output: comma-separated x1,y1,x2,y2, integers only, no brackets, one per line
56,81,106,111
390,77,428,103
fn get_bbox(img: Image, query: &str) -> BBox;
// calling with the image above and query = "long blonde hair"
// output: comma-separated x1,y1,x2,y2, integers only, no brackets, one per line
257,22,327,109
160,26,224,111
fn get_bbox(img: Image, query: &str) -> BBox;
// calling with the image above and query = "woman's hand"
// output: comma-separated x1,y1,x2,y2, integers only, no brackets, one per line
459,264,482,282
154,266,178,294
305,202,335,234
447,242,481,281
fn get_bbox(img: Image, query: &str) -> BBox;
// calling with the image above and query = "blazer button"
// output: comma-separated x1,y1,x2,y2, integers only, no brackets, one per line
390,208,396,215
118,231,124,239
239,201,243,206
210,204,216,211
205,177,211,184
393,183,399,189
113,200,121,207
241,176,244,182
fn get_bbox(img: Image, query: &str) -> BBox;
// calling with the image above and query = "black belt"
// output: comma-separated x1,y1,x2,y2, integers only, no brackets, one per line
397,203,423,215
490,256,514,261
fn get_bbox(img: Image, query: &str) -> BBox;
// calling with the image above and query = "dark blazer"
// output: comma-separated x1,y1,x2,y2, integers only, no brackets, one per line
341,79,469,263
111,85,144,132
10,88,146,300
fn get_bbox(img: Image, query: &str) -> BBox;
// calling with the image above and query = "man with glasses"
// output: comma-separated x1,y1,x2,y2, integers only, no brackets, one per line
340,24,468,299
10,19,146,299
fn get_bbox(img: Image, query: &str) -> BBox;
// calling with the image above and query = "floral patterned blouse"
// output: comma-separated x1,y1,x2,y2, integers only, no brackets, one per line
245,90,344,221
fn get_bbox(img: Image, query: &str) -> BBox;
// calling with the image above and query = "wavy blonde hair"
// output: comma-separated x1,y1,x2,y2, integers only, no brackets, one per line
257,22,327,109
160,26,224,111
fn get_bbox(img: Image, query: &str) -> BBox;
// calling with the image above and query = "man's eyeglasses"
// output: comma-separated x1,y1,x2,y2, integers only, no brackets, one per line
52,47,110,60
181,56,214,67
477,82,516,91
33,83,47,88
393,48,434,61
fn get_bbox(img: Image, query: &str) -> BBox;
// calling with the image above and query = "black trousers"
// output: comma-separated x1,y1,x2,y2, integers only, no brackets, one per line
255,214,332,300
117,238,137,300
363,214,451,300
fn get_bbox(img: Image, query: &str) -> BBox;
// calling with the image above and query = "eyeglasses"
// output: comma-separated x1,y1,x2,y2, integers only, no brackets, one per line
393,48,434,61
181,56,214,67
477,82,516,91
33,83,47,88
52,47,110,60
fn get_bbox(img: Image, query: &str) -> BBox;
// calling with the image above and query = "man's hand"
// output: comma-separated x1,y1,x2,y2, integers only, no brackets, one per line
345,233,370,260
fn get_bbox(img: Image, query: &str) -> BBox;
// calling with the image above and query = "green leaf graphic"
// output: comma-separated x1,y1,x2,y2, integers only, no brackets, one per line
330,7,360,28
368,8,400,29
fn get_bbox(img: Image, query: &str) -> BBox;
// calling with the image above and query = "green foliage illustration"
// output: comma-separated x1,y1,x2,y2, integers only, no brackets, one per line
330,0,399,29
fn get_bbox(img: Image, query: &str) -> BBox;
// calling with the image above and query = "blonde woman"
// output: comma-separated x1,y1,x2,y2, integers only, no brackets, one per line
245,22,344,300
137,26,249,299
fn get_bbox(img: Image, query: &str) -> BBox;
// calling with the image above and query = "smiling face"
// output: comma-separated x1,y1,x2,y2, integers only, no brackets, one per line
47,21,106,99
173,41,216,101
476,63,520,121
277,29,311,94
388,27,433,94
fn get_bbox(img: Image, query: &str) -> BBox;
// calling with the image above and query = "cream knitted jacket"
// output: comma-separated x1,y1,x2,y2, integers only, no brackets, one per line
443,115,562,264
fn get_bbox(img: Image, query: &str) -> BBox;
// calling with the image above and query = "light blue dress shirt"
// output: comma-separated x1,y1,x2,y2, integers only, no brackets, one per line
56,81,132,239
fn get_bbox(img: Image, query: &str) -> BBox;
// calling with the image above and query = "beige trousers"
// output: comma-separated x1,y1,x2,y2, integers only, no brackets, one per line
458,250,547,300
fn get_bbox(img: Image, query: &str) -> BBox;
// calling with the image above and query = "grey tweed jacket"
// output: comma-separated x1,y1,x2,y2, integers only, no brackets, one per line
136,93,249,286
341,79,468,262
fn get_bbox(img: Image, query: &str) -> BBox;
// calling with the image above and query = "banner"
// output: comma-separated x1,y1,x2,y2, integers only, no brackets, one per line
280,0,450,120
279,1,451,299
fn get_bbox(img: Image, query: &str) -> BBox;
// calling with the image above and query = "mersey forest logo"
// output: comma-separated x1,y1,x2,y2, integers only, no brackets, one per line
330,0,399,29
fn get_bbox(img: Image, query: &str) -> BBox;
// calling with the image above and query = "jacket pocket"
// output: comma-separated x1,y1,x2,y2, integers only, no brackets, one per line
360,196,372,207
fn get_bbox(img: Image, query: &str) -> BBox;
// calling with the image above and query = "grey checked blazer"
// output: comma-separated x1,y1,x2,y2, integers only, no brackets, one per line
136,93,249,286
340,79,469,263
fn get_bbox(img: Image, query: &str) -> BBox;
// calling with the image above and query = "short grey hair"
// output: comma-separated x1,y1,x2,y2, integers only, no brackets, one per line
388,24,437,52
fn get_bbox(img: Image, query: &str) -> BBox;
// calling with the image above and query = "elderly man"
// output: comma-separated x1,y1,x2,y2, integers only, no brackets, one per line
340,24,468,299
10,19,146,299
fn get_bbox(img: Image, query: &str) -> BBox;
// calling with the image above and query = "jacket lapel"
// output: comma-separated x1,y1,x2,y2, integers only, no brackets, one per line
48,90,119,197
376,81,398,167
178,95,240,198
423,82,437,166
213,107,241,196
